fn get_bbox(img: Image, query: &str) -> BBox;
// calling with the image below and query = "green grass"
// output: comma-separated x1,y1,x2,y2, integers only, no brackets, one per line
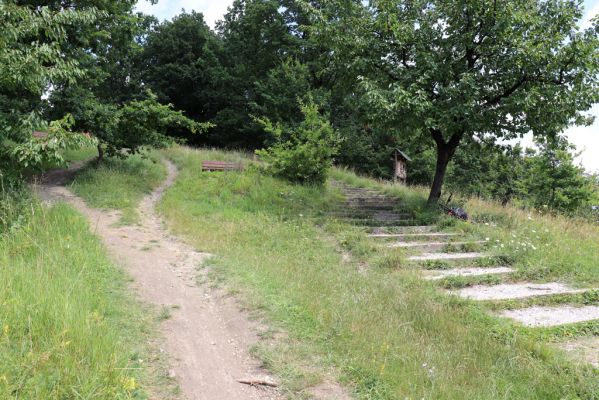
0,201,159,399
62,145,99,164
459,199,599,286
70,152,166,224
332,167,599,286
158,146,599,399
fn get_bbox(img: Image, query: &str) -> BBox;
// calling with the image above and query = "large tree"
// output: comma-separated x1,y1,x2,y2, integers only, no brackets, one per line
138,11,226,136
310,0,599,204
44,1,210,160
214,0,300,148
0,1,100,171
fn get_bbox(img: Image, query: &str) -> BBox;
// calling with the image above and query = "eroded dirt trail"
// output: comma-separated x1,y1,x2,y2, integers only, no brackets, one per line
34,161,281,400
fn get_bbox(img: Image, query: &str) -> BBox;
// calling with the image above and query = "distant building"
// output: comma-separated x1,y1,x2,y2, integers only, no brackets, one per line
392,148,411,185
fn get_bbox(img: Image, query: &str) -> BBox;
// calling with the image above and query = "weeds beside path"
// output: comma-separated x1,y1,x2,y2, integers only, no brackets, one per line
0,201,153,399
33,156,282,400
158,146,599,399
70,152,167,225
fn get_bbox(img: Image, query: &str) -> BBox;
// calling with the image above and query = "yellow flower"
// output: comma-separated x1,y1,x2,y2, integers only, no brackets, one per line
2,325,8,335
121,377,137,391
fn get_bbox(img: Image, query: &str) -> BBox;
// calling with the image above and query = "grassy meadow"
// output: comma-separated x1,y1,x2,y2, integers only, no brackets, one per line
0,202,158,399
157,146,598,399
331,167,599,286
0,147,176,399
70,152,166,225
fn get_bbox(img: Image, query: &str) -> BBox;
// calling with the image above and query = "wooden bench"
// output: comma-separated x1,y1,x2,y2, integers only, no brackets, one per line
201,160,244,172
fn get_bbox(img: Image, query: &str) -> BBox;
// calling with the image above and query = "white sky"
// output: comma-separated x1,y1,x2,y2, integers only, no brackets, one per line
136,0,599,173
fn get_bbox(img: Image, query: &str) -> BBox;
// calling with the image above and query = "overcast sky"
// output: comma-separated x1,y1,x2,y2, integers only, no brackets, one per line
135,0,599,173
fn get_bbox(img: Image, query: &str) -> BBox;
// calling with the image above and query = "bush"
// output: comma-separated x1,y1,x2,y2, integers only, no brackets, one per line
255,99,339,185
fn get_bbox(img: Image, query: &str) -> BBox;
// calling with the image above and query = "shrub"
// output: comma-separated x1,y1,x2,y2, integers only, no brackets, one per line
255,99,339,185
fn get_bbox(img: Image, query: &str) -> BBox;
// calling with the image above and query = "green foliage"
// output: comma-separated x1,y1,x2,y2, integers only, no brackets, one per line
71,151,167,224
66,91,211,160
102,94,211,158
255,100,339,185
211,0,303,148
11,115,97,169
438,138,594,214
310,0,599,203
253,59,328,127
519,140,593,213
159,146,599,399
0,1,100,173
138,11,227,144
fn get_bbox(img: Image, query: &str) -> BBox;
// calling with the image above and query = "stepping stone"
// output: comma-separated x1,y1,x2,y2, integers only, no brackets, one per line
373,225,438,234
389,240,486,250
423,267,514,280
346,219,421,227
453,283,588,301
500,305,599,327
408,252,488,261
369,232,459,239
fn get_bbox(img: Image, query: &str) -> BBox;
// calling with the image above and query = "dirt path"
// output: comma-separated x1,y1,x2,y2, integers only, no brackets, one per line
33,161,281,400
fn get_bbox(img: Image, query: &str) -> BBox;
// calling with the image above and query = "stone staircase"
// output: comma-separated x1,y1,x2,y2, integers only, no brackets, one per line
328,182,420,226
333,181,599,368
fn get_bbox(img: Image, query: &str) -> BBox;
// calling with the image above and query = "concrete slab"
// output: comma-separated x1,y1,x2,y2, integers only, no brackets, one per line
500,305,599,327
369,232,459,238
453,283,587,301
424,267,514,280
409,252,488,261
390,241,486,249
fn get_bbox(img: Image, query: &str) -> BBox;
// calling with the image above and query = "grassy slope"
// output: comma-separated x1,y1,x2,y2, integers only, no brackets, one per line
62,145,99,164
0,203,154,399
331,168,599,286
70,152,166,224
158,146,598,399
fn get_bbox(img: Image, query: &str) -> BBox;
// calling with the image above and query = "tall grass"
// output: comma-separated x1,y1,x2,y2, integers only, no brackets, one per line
70,152,166,224
158,146,598,399
332,166,599,286
0,201,153,399
461,197,599,285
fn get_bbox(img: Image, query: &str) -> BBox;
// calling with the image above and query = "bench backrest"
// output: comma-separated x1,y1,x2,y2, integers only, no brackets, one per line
201,160,244,171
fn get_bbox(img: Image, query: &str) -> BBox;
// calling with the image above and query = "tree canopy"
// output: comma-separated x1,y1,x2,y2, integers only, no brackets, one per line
0,1,100,172
3,0,598,214
309,0,599,204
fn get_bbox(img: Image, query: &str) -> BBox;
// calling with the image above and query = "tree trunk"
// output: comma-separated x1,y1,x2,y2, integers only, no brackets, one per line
427,144,452,206
97,144,104,164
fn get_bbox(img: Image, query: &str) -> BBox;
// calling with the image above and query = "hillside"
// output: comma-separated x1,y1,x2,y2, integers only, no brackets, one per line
156,146,598,398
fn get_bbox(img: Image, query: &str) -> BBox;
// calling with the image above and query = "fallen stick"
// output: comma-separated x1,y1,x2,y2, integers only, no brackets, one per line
237,378,278,387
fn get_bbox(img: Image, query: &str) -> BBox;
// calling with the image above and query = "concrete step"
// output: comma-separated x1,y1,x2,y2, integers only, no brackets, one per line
389,240,487,251
344,197,394,201
369,232,460,240
408,252,489,261
452,283,589,301
337,204,402,210
328,211,412,218
368,232,463,243
345,219,422,227
371,226,438,234
423,267,515,280
500,305,599,327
